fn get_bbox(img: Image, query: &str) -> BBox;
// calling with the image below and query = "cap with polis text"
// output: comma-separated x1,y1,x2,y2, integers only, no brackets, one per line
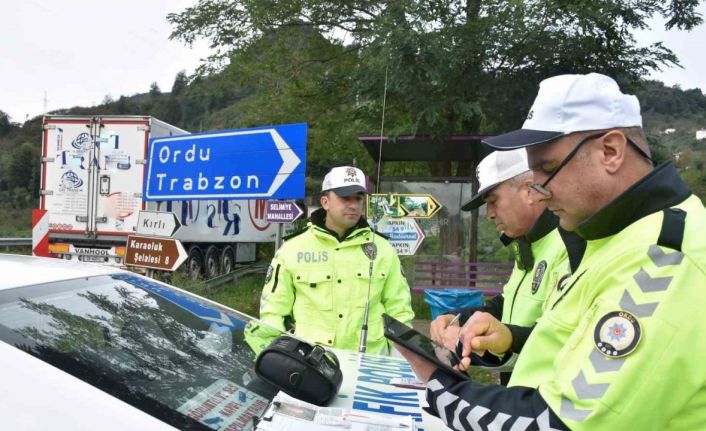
461,149,529,211
322,166,367,197
483,73,643,149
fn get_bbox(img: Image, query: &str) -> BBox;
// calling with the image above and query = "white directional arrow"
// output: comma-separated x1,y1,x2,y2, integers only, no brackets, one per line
137,210,181,237
268,128,302,196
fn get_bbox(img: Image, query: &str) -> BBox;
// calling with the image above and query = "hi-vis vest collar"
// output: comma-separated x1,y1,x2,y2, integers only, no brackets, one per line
526,209,559,243
501,209,560,271
576,162,691,241
499,208,559,247
309,207,372,243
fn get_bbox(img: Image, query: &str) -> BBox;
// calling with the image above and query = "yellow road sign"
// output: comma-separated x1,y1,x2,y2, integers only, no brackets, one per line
367,193,442,219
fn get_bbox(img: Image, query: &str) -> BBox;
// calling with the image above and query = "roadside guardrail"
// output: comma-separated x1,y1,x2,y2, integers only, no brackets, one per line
0,238,32,247
202,262,268,290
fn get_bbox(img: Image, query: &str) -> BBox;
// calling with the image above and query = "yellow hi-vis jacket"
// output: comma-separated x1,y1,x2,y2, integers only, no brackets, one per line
423,162,706,430
258,209,414,355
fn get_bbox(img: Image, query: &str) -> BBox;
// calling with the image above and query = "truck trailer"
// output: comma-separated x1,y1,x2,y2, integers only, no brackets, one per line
37,115,278,278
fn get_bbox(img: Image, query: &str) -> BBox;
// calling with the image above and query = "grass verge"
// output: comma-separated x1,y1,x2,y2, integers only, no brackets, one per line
0,207,33,237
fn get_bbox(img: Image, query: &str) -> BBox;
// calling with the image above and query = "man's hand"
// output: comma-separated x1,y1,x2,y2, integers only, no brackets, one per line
456,312,512,371
430,313,462,350
393,343,438,383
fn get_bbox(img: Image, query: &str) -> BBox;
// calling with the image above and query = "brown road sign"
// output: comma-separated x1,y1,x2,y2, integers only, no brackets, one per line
125,235,187,271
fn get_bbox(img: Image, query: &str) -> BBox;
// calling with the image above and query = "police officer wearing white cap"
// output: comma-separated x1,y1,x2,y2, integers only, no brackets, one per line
257,166,414,355
430,149,584,385
395,73,706,430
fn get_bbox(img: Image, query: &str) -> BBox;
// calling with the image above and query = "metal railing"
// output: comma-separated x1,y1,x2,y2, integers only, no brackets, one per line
202,262,268,290
0,238,32,247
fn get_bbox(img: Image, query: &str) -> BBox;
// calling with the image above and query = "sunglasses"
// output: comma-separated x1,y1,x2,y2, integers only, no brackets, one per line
529,132,652,197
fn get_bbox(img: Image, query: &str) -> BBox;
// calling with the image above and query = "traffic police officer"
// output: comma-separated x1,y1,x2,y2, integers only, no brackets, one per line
257,166,414,355
430,149,583,385
396,73,706,430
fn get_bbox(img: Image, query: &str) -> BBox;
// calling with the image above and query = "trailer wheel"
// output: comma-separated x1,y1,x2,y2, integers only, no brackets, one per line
220,245,235,275
204,245,220,279
186,246,203,280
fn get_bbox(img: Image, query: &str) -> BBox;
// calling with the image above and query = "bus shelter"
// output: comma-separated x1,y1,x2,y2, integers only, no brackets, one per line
356,135,515,307
357,134,494,261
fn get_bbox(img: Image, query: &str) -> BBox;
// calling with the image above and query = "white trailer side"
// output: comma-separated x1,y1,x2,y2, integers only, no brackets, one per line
39,115,277,277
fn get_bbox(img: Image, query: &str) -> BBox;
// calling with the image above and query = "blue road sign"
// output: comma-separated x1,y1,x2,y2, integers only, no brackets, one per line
144,123,306,201
112,273,245,329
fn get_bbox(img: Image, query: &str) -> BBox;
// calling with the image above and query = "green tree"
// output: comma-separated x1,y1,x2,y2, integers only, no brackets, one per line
213,25,363,175
646,133,671,165
0,110,12,136
114,96,140,115
8,142,37,191
168,0,702,176
149,82,162,97
171,70,189,95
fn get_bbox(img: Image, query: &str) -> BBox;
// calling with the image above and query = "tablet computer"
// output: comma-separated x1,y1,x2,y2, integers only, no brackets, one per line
382,313,470,380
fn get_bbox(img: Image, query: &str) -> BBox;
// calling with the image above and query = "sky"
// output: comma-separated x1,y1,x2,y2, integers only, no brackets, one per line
2,1,706,124
633,3,706,91
1,0,211,123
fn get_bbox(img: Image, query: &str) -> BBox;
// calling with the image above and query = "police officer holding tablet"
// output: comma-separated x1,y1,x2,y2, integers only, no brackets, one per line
396,73,706,430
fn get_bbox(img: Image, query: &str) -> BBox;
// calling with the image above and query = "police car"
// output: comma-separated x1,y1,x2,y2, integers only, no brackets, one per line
0,255,443,431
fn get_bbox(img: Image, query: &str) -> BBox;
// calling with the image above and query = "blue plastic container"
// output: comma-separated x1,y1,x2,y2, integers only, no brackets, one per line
423,289,484,320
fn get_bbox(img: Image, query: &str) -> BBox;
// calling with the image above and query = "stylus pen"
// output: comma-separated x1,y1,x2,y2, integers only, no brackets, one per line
448,313,462,326
344,413,411,428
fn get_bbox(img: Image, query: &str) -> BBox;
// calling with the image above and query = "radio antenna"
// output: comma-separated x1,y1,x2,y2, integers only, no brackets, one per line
359,65,389,354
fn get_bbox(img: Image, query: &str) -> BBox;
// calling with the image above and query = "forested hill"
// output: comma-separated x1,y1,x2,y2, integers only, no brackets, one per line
638,80,706,126
1,74,705,209
634,80,706,197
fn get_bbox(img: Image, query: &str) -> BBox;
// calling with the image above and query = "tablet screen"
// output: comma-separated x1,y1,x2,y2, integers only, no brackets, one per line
383,314,469,379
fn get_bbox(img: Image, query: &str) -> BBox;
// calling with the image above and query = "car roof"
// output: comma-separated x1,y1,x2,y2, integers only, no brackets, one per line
0,254,123,290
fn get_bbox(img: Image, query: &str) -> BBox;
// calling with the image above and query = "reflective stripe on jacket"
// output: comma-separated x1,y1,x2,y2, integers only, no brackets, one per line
423,162,706,431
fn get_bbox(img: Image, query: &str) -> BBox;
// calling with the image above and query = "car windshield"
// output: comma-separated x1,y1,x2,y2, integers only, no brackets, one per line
0,272,284,431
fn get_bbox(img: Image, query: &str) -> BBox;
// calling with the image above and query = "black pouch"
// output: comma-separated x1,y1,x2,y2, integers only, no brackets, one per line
254,336,343,406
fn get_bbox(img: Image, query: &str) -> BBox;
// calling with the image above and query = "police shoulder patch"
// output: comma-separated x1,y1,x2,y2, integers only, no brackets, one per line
531,260,547,294
594,310,642,358
264,265,274,284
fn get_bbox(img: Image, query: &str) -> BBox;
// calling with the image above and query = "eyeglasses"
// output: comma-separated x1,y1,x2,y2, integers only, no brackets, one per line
528,132,652,198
